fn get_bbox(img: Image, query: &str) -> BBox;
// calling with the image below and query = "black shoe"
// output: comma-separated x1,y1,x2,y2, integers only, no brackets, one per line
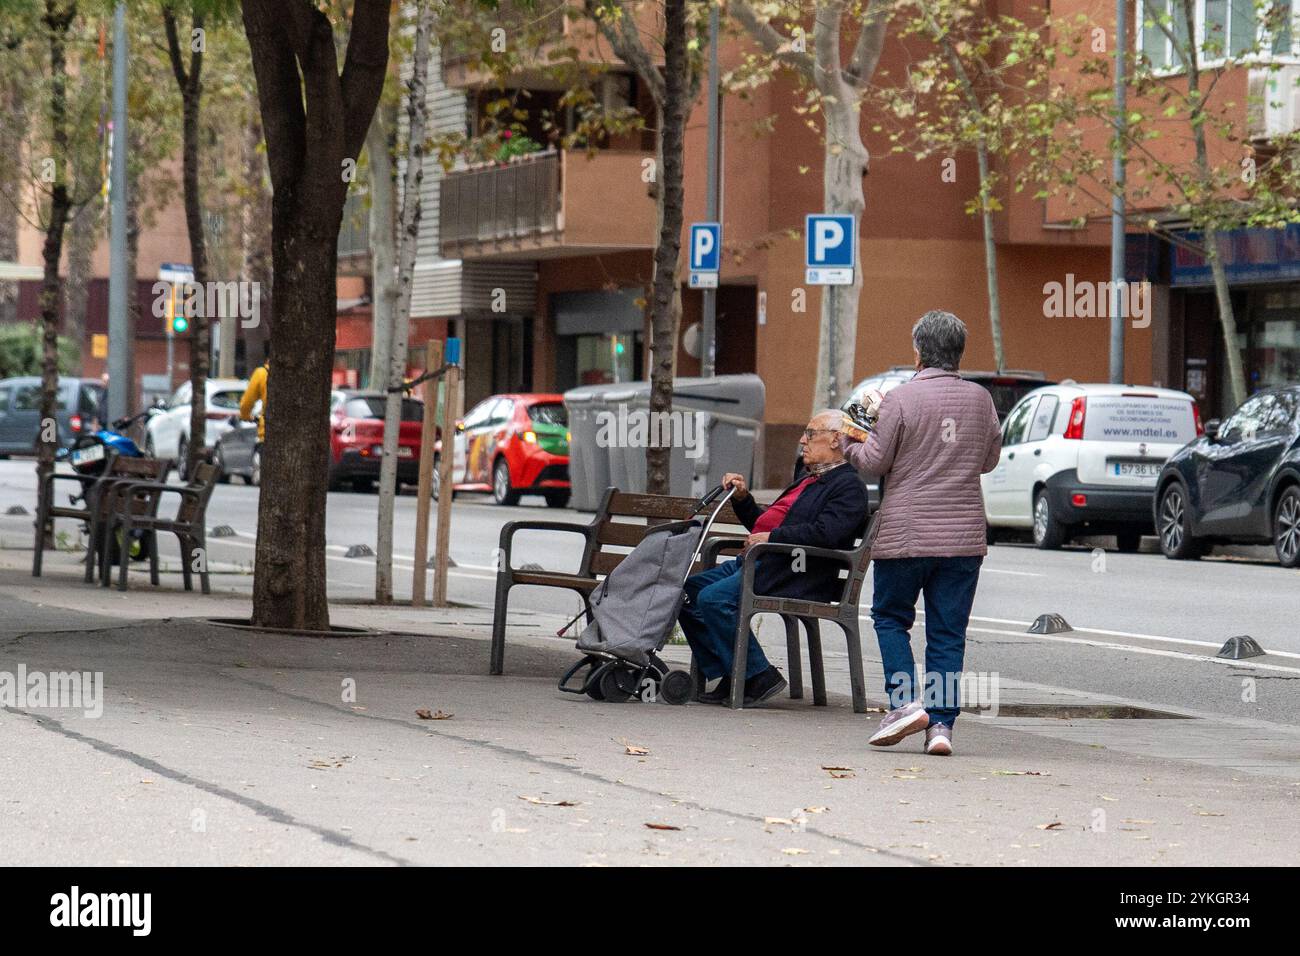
743,667,788,706
697,676,732,704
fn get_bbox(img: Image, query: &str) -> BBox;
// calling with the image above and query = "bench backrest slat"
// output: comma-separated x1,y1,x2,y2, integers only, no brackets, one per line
578,487,747,579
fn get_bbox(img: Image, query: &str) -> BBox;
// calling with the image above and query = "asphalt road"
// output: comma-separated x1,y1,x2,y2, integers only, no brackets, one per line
3,457,1298,730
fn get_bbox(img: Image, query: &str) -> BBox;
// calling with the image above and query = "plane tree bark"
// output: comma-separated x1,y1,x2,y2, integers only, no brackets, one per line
240,0,389,629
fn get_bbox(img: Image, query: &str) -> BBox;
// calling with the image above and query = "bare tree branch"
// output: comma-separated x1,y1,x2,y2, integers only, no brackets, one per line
730,0,815,80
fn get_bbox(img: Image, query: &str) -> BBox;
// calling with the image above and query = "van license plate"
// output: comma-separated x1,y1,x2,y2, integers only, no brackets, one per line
1112,461,1159,478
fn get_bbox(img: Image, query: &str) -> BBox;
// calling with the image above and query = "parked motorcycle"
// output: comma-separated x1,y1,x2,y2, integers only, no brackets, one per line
57,408,158,561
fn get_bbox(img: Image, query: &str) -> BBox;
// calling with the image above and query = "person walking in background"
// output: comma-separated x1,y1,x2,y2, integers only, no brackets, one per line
842,310,1001,756
239,342,270,442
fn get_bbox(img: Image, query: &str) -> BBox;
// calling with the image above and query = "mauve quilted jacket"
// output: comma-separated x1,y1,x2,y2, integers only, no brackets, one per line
844,368,1002,559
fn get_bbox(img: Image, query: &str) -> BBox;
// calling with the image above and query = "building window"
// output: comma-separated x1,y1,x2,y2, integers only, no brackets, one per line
1139,0,1295,69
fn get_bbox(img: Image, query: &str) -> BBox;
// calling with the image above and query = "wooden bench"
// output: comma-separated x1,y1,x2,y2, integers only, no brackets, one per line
490,487,745,676
32,454,169,581
102,462,222,593
698,522,876,712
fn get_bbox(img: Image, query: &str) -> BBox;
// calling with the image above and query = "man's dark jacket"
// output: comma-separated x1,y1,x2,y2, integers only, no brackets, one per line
732,461,868,602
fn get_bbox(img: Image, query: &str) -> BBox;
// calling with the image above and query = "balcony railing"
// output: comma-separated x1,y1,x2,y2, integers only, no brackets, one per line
440,150,561,249
439,148,655,259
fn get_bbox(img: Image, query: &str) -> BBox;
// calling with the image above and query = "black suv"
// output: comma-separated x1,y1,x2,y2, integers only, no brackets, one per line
1154,385,1300,566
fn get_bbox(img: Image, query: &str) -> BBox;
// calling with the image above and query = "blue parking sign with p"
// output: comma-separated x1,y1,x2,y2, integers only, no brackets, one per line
805,214,855,285
689,222,721,289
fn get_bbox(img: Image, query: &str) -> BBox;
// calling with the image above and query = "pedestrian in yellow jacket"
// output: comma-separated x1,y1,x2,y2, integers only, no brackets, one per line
240,344,269,442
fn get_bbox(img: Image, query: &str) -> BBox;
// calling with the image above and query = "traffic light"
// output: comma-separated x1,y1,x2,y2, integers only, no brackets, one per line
165,283,189,335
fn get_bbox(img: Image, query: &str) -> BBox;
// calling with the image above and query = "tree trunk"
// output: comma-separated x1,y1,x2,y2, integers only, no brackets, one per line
242,0,390,630
812,95,867,409
36,1,76,495
365,102,397,390
239,104,272,375
64,201,97,374
975,138,1004,372
166,11,209,478
0,68,23,326
1205,226,1247,407
1180,0,1246,407
376,0,432,604
646,0,688,495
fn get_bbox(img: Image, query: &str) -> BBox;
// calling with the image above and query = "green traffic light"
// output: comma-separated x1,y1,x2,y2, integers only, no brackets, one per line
173,315,189,334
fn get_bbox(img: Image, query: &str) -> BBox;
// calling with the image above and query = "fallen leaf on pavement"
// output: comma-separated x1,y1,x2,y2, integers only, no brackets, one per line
822,766,855,779
1036,822,1064,830
519,795,578,807
803,806,828,814
894,767,923,773
992,770,1048,776
624,744,650,756
1194,811,1224,817
764,816,795,827
780,848,809,856
415,708,453,720
1100,795,1118,801
644,822,680,831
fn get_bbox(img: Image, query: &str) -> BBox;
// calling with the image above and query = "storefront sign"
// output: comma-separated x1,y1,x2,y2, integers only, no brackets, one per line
1171,225,1300,287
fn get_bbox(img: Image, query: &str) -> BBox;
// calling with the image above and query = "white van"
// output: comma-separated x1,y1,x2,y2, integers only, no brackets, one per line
982,383,1203,550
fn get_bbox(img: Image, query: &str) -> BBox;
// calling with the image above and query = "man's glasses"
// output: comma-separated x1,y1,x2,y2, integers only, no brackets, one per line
801,428,836,439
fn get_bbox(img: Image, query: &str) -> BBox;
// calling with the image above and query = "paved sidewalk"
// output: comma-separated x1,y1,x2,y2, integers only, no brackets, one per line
2,557,1299,865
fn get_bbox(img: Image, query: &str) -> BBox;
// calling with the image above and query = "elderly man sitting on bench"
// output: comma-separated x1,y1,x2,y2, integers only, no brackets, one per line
680,409,868,706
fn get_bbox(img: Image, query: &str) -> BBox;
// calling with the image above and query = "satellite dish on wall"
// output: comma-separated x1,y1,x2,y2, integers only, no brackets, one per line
682,322,702,359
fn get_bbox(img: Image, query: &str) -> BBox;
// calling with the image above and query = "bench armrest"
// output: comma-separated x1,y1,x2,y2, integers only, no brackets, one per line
45,472,102,492
497,518,596,574
738,541,860,602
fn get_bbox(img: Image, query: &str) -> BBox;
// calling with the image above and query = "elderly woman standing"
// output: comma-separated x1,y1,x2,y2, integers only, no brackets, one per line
841,311,1001,756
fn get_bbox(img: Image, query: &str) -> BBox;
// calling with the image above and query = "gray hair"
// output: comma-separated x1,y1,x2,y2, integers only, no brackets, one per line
912,310,967,372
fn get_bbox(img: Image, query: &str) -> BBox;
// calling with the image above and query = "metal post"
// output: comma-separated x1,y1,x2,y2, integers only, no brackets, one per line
701,3,721,376
106,2,130,418
412,339,443,607
1109,0,1128,384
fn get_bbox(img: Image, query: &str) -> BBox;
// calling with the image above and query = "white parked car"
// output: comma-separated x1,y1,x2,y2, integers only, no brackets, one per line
982,382,1203,551
145,378,249,478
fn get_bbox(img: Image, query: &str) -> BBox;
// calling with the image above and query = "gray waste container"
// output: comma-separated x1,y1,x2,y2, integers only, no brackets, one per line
562,386,615,513
667,375,765,497
564,374,765,507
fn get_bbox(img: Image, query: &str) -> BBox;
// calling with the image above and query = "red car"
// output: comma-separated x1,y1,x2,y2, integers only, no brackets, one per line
435,393,570,506
328,389,430,492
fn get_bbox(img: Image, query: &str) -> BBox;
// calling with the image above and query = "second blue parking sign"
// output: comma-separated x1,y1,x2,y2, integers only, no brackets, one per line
805,214,855,285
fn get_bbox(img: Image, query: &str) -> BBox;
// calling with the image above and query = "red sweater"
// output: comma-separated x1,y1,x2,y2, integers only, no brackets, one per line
751,475,818,535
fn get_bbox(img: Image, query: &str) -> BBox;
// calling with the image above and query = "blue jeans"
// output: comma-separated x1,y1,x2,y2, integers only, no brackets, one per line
871,556,983,727
679,561,771,682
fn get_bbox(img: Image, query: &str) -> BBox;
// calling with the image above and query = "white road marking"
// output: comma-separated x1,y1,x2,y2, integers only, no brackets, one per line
961,624,1300,675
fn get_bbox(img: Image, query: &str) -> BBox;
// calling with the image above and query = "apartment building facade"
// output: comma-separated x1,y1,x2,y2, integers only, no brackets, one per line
343,4,1219,486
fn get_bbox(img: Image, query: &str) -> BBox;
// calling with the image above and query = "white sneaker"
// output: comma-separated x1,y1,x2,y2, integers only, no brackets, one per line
868,700,930,747
924,724,953,756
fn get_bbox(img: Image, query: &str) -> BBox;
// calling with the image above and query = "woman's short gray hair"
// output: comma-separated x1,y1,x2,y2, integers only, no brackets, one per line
912,310,967,372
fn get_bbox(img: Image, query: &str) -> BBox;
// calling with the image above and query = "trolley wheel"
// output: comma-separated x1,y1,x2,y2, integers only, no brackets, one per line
659,669,693,706
599,665,638,703
584,669,607,701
